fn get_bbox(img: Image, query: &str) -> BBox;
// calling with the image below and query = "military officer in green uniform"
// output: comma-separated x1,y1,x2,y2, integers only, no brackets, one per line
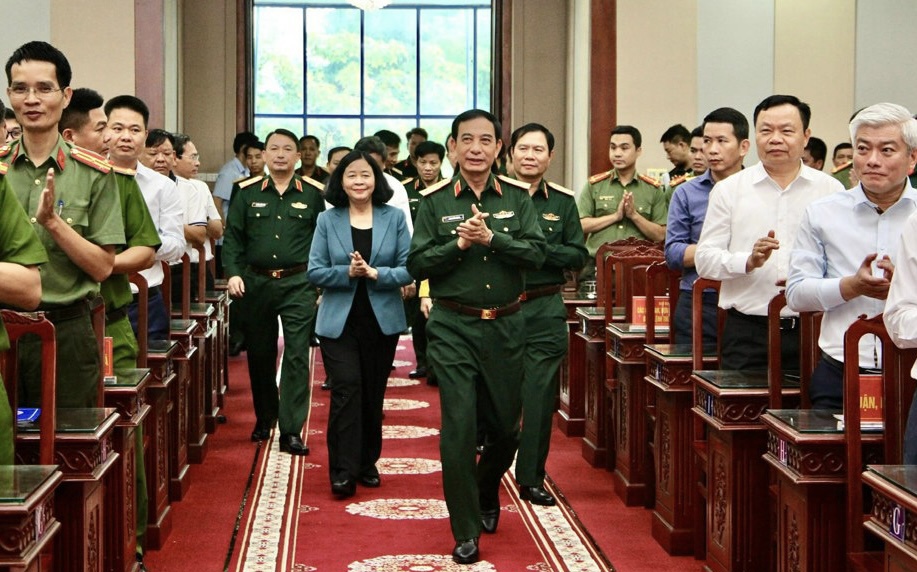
4,41,125,409
578,125,668,277
407,109,546,565
831,141,854,189
507,123,588,507
223,128,325,455
60,88,161,369
0,162,47,464
401,140,445,380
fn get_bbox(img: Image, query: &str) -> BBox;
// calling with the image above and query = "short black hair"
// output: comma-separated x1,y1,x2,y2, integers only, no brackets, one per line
354,136,387,157
59,87,104,134
690,125,704,139
703,107,750,141
414,141,445,161
324,150,394,207
833,141,853,158
406,127,428,140
0,98,4,118
611,125,642,148
373,129,401,148
245,140,265,153
265,128,299,148
146,128,174,149
510,122,555,153
233,131,258,154
299,134,320,147
173,133,193,158
804,137,827,164
3,108,13,121
5,41,71,88
326,145,350,162
105,95,150,128
451,109,502,141
659,124,691,145
753,94,812,131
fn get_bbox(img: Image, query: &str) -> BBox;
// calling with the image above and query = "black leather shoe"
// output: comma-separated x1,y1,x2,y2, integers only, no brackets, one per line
358,474,380,487
426,376,438,387
408,366,427,379
480,507,500,534
520,485,556,506
310,335,320,347
451,538,479,564
250,421,271,442
279,434,309,456
331,479,356,498
321,380,331,390
229,340,245,356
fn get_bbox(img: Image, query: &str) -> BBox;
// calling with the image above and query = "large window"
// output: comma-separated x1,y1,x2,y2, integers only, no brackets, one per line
253,1,492,153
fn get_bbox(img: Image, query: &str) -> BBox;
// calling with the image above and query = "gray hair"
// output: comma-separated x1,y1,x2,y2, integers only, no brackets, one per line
849,102,917,150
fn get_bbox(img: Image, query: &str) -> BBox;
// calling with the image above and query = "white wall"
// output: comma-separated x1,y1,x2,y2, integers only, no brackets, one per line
855,0,917,113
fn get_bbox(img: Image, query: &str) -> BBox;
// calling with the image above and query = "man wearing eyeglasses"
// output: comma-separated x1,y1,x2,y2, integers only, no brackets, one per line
2,41,125,409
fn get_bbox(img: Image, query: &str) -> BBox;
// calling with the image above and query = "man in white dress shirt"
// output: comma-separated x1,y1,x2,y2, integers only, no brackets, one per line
788,103,917,409
105,95,185,341
696,94,844,371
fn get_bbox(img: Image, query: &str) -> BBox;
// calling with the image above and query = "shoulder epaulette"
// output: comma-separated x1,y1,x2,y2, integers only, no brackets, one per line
401,177,415,186
496,174,530,191
832,160,852,174
0,161,7,176
238,175,263,189
638,174,661,188
111,165,136,177
301,175,325,192
588,170,613,185
419,177,451,197
0,145,11,159
547,181,575,196
70,146,111,174
669,173,695,188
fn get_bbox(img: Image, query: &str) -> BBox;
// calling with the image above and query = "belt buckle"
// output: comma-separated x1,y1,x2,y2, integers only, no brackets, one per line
782,317,797,330
481,308,497,320
270,270,281,279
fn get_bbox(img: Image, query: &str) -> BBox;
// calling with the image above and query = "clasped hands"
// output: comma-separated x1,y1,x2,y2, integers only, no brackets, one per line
457,204,494,250
841,252,894,301
349,250,379,280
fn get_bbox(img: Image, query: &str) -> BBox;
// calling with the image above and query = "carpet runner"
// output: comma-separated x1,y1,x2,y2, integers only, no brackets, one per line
229,336,615,571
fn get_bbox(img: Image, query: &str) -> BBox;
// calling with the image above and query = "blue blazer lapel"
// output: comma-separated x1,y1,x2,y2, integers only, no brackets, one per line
369,205,391,266
329,208,354,257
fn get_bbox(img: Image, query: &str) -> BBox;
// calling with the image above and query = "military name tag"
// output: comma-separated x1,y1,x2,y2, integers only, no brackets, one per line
442,214,464,223
291,202,308,209
493,210,515,219
251,202,267,207
542,213,560,221
598,195,614,201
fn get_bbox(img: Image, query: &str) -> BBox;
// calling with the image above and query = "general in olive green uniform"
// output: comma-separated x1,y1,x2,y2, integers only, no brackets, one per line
3,137,125,408
577,169,668,258
103,166,161,370
223,174,325,440
515,180,587,495
407,173,546,542
0,168,48,464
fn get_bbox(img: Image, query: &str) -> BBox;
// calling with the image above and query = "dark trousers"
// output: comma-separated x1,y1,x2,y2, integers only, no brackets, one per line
319,316,399,483
721,309,800,372
810,353,883,411
672,289,719,346
905,389,917,464
241,272,316,435
412,308,428,370
128,287,169,342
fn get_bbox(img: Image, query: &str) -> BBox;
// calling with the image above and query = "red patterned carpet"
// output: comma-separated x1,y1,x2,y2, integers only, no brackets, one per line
145,336,703,571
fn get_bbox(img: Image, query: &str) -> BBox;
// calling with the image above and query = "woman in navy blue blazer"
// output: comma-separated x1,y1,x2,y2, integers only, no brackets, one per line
308,150,414,498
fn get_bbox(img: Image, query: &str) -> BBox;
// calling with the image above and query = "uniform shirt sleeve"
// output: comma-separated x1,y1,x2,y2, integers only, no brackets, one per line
664,186,691,271
577,182,596,218
648,185,669,225
213,160,239,202
85,170,126,248
542,195,588,271
0,177,47,266
221,186,248,278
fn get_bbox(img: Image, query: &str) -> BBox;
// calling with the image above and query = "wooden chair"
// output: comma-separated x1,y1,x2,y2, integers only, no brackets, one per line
644,260,680,345
844,315,917,571
594,238,659,307
601,246,664,324
193,244,207,303
690,278,723,369
129,273,149,368
0,310,57,465
163,257,192,321
766,292,822,410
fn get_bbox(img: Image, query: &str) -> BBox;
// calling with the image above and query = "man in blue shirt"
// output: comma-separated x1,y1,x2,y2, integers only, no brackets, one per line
664,108,750,344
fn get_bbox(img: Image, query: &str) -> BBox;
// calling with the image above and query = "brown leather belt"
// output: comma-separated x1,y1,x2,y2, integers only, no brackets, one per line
519,284,562,302
436,298,521,320
249,264,308,279
40,299,91,323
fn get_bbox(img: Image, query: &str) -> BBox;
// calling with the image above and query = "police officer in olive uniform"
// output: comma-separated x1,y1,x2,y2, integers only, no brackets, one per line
4,41,125,409
223,128,325,455
578,125,668,277
0,162,47,464
507,123,588,507
407,109,546,565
